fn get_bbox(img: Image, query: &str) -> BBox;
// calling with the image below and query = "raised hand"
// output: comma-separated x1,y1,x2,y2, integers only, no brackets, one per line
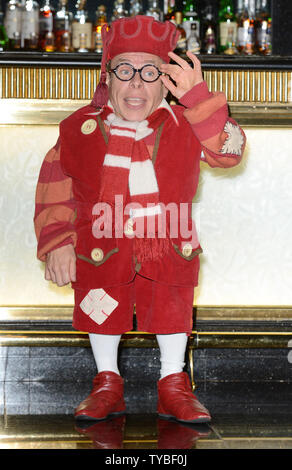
160,51,204,100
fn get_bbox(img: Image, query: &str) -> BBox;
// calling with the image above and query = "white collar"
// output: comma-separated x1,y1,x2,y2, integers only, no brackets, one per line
156,98,179,126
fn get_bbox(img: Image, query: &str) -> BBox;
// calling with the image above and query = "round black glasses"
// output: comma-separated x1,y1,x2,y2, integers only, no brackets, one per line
109,63,163,83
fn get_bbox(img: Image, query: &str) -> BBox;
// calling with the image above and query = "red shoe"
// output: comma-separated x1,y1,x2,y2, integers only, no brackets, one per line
157,418,211,449
75,415,126,449
74,371,126,421
157,372,211,424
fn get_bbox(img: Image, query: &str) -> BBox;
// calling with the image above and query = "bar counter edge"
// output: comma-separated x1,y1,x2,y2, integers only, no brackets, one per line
1,52,292,70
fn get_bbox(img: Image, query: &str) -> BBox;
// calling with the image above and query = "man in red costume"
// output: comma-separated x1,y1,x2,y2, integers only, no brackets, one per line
34,15,246,424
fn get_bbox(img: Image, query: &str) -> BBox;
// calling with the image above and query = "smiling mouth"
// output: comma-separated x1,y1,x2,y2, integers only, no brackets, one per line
124,98,146,107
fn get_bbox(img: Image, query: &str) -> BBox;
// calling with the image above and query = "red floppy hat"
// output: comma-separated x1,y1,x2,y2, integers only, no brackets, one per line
91,15,180,108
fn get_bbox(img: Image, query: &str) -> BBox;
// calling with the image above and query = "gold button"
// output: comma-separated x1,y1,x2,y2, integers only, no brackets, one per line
91,248,104,262
124,218,134,236
81,119,97,135
182,243,193,257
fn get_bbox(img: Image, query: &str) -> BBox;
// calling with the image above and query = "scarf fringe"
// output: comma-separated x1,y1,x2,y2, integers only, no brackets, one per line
92,212,170,263
134,235,170,263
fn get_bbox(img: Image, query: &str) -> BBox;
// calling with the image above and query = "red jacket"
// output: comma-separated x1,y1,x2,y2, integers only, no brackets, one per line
34,81,246,288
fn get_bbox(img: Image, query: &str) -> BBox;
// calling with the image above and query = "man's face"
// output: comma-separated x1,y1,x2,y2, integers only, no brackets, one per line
107,52,168,122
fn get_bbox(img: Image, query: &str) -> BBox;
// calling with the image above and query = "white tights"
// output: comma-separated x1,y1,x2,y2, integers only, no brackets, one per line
89,332,188,379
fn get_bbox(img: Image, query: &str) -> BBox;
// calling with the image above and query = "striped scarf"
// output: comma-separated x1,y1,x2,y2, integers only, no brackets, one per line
97,107,170,263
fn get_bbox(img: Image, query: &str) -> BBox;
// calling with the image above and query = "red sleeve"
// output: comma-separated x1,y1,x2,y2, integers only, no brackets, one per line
180,81,246,168
34,139,77,261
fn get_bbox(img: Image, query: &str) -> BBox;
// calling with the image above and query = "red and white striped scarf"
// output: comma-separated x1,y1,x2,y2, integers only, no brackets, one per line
98,107,170,262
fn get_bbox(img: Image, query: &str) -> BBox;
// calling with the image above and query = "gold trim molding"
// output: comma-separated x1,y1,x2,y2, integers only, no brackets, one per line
203,69,292,103
0,99,88,125
196,306,292,322
1,65,292,126
0,67,100,100
0,99,292,127
0,330,291,349
1,66,291,104
1,305,292,322
0,306,74,321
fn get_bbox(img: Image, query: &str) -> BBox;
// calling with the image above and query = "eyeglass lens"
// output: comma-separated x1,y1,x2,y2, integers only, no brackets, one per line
114,64,160,82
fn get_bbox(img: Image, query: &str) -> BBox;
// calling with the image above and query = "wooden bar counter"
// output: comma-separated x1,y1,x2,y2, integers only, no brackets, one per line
1,52,292,124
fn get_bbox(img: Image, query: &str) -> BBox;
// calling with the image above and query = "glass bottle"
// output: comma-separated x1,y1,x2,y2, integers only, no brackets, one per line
112,0,128,21
4,0,21,50
129,0,143,16
39,0,56,52
174,11,186,53
236,0,243,16
223,24,238,54
72,0,92,52
187,21,200,54
218,0,237,54
54,0,73,52
182,0,200,44
202,5,216,54
92,4,107,53
0,6,9,51
237,0,255,55
21,0,39,50
164,0,176,22
146,0,163,21
255,0,272,55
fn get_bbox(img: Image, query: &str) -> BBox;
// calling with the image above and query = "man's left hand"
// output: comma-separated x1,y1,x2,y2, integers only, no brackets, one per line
160,51,203,100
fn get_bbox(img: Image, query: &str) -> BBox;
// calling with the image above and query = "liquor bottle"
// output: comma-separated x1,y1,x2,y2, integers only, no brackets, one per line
187,21,200,54
112,0,128,20
129,0,143,16
182,0,200,43
54,0,73,52
4,0,21,50
164,0,176,23
202,5,216,54
223,24,238,54
72,0,92,52
21,0,39,50
146,0,163,21
255,0,272,55
92,4,107,53
218,0,237,54
237,0,255,55
0,6,9,51
236,0,243,16
174,11,186,53
39,0,56,52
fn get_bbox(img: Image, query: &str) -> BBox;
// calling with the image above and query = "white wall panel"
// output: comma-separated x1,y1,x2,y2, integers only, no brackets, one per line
194,127,292,305
0,125,291,306
0,125,74,305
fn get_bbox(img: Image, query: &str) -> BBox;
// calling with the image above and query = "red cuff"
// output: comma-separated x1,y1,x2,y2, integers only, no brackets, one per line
38,236,74,261
179,81,212,108
52,237,74,252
